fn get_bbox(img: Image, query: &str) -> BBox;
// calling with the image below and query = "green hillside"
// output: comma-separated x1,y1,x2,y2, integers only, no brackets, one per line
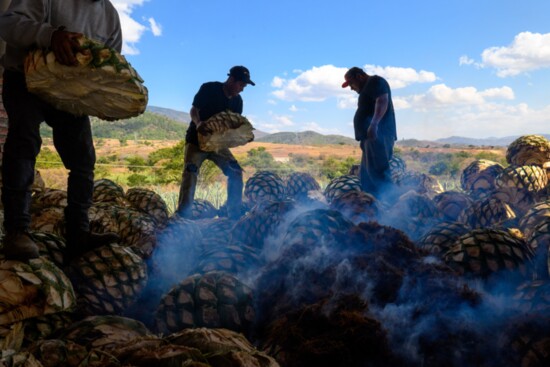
256,130,356,145
40,111,188,140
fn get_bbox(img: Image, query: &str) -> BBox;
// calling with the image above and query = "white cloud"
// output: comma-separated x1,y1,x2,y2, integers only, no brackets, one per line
254,112,295,133
111,0,162,55
273,114,295,127
272,65,346,102
272,64,438,103
459,55,483,68
148,17,162,36
400,102,550,140
406,84,515,109
481,32,550,77
363,65,438,89
459,55,475,66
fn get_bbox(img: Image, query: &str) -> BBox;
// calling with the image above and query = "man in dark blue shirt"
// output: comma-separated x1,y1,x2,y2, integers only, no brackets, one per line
342,67,397,198
178,66,255,219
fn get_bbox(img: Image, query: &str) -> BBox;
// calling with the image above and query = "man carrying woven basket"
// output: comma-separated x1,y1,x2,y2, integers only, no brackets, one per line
0,0,121,261
177,66,255,220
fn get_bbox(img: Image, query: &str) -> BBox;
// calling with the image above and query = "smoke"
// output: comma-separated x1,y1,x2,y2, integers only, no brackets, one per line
122,174,549,366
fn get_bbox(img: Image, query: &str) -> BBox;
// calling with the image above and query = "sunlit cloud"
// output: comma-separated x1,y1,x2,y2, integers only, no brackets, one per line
272,64,438,103
273,114,295,127
148,17,162,36
112,0,162,55
405,84,514,109
480,32,550,77
272,65,346,102
363,65,438,89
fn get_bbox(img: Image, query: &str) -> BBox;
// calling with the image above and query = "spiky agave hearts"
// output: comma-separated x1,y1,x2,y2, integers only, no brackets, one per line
499,314,550,367
433,191,473,222
496,165,549,193
58,315,152,352
25,35,148,121
324,174,362,203
167,328,279,367
191,242,263,276
244,171,285,205
520,199,550,239
388,155,407,182
395,171,444,198
230,199,296,249
460,159,504,197
0,258,76,325
443,228,534,280
285,171,321,201
330,190,379,223
281,208,354,252
458,197,516,229
68,244,148,316
31,188,68,211
197,110,254,152
93,178,126,205
526,220,550,279
418,221,470,256
191,198,218,220
125,188,170,227
154,271,255,336
506,134,550,166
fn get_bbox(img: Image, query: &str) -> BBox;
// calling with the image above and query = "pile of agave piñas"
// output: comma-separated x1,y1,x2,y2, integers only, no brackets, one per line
1,134,550,366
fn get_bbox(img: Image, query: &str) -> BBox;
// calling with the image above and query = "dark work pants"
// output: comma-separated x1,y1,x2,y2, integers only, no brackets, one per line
1,70,96,234
360,134,395,198
178,142,243,219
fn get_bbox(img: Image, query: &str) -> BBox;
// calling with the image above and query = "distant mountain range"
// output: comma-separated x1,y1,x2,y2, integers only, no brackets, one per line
255,131,357,145
111,106,547,147
435,135,550,146
147,106,190,124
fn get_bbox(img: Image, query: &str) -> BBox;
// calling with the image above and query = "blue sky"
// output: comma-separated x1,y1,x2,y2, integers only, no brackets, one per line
112,0,550,140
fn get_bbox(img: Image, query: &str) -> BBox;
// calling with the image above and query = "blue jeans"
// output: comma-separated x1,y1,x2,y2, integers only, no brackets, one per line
1,70,95,234
360,134,395,197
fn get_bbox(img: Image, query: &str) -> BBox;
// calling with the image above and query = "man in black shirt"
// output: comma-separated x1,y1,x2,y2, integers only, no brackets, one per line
342,67,397,198
178,66,255,219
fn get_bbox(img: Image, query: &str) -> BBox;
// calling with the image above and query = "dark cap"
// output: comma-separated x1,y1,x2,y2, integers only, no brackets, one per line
342,66,367,88
228,66,255,86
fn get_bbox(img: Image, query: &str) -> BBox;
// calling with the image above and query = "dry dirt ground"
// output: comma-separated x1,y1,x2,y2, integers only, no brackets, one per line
41,138,363,161
42,138,503,162
38,138,505,190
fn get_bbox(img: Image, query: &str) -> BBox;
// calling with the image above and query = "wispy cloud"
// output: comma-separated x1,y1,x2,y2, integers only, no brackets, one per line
148,17,162,36
404,84,514,109
362,65,438,89
111,0,162,55
462,32,550,77
272,65,346,102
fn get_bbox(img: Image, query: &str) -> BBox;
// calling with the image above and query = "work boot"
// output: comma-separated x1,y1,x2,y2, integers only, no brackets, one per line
2,230,40,261
65,230,120,264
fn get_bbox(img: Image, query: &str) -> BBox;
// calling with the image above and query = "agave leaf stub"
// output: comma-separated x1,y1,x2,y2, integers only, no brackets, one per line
198,111,255,152
24,35,148,121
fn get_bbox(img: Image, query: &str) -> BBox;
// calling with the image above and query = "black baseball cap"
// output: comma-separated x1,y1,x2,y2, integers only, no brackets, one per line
228,66,255,86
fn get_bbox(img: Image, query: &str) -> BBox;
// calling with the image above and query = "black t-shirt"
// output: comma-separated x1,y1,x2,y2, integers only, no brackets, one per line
353,75,397,141
185,81,244,144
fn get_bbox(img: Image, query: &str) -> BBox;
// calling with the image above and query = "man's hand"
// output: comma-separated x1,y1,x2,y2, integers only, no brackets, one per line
367,122,378,140
51,29,84,66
